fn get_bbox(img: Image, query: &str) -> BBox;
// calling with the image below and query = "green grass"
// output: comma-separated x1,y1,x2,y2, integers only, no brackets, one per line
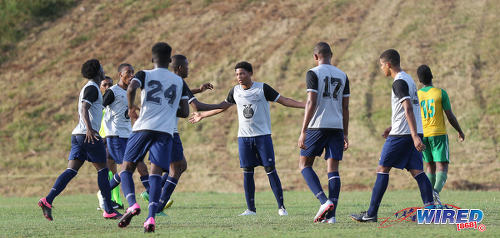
0,191,498,237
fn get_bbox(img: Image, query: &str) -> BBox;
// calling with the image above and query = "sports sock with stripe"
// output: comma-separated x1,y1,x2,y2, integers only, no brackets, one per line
147,174,162,219
367,172,389,217
109,173,121,190
140,175,150,194
266,170,284,208
120,170,136,207
426,172,436,188
414,172,434,207
434,171,447,193
301,167,328,204
160,172,169,188
46,168,78,204
97,168,113,213
328,172,341,217
158,176,178,211
243,171,256,212
108,171,122,206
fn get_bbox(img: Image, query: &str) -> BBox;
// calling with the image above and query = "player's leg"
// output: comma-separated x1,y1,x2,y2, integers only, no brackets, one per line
143,132,173,232
324,130,345,223
137,161,150,196
300,130,328,205
408,136,435,208
257,135,285,215
238,137,259,215
102,137,123,209
422,136,436,187
431,135,450,193
158,157,186,213
434,162,448,193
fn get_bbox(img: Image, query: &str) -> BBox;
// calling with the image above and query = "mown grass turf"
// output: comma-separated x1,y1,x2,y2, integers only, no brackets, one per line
0,190,498,237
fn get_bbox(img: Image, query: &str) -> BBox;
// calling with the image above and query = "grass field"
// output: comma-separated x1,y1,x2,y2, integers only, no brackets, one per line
1,190,498,237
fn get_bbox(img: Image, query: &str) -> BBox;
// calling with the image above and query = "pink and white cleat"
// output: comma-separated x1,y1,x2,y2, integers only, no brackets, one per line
118,203,141,228
38,197,53,221
103,209,122,219
144,217,155,233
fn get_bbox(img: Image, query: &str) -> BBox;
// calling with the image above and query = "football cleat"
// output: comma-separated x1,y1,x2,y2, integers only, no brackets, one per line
38,197,53,221
140,191,149,202
239,209,257,216
433,190,443,209
111,200,124,210
97,191,105,211
350,211,377,222
156,211,168,217
314,200,334,223
144,217,155,233
164,199,174,210
278,206,288,216
118,203,141,228
322,217,337,224
103,209,123,219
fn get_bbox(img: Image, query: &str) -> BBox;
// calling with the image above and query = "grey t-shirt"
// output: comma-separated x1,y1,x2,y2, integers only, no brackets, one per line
389,71,423,136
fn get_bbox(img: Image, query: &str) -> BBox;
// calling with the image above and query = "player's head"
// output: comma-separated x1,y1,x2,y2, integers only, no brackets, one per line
379,49,400,77
234,61,253,85
81,59,104,82
151,42,172,67
100,76,113,93
417,64,433,86
171,54,189,78
117,63,134,86
313,42,333,61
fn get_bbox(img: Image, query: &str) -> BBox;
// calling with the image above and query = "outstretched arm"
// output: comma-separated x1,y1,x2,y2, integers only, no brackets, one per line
276,96,305,108
190,99,230,112
444,109,465,141
191,83,214,94
189,101,233,123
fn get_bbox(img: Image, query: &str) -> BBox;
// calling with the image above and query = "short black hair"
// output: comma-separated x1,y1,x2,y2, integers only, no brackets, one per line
104,76,112,81
171,54,187,69
152,42,172,64
81,59,101,79
234,61,253,73
380,49,400,67
313,42,332,57
117,63,132,72
417,64,433,85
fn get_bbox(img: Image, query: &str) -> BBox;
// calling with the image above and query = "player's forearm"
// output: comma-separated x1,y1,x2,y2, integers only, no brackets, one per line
404,104,419,137
199,108,226,119
192,100,229,111
81,103,93,132
446,111,464,135
127,81,139,109
301,99,316,133
278,96,305,108
190,88,202,94
342,108,349,137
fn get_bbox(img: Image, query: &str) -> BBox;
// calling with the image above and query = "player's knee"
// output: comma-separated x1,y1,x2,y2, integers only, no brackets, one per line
243,167,254,172
123,162,136,172
264,166,275,173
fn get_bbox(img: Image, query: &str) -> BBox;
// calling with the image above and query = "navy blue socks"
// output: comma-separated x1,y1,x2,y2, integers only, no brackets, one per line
147,174,162,218
301,167,328,204
46,168,77,204
120,170,136,206
243,170,256,212
266,169,284,208
328,172,341,217
414,172,434,207
367,172,389,217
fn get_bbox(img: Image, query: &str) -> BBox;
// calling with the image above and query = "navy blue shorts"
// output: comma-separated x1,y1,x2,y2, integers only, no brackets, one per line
300,129,344,160
68,135,106,163
379,135,423,170
171,133,184,163
238,135,275,168
106,137,128,164
123,131,173,170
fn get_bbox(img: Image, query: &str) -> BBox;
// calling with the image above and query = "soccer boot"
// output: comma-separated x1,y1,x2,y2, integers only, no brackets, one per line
111,200,124,210
433,190,443,209
314,200,334,223
322,217,337,224
103,209,123,219
38,197,53,221
164,199,174,210
156,211,168,217
278,206,288,216
144,217,155,233
140,191,149,202
118,203,141,228
239,209,256,216
96,191,105,211
350,211,377,222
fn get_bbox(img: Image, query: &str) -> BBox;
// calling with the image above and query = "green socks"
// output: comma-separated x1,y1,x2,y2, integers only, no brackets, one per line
434,171,447,193
426,173,436,187
108,171,123,206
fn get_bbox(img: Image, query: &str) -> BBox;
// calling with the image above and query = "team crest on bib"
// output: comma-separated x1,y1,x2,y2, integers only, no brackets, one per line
243,104,254,118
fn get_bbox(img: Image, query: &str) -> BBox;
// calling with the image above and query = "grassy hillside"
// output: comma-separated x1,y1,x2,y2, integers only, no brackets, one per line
0,0,499,196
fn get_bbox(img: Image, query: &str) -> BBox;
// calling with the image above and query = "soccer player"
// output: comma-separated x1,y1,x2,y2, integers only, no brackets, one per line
156,54,218,215
38,59,121,221
416,64,465,206
351,49,435,222
297,42,349,224
117,42,189,232
97,76,124,210
190,61,305,216
97,64,154,210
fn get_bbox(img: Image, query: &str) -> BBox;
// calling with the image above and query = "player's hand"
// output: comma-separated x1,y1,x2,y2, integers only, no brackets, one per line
382,127,392,139
343,136,349,151
189,112,203,123
298,132,307,150
128,106,140,121
199,83,214,93
458,132,465,142
412,135,426,152
85,129,99,144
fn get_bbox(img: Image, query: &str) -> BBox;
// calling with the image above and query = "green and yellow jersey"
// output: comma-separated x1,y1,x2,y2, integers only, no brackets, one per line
417,86,451,137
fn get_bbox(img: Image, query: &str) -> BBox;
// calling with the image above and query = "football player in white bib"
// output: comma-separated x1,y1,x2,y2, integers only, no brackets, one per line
117,43,190,232
190,61,305,216
298,42,350,223
38,59,122,221
351,49,434,223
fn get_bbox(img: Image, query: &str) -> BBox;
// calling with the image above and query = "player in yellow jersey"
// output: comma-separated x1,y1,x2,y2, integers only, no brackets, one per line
416,65,465,206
